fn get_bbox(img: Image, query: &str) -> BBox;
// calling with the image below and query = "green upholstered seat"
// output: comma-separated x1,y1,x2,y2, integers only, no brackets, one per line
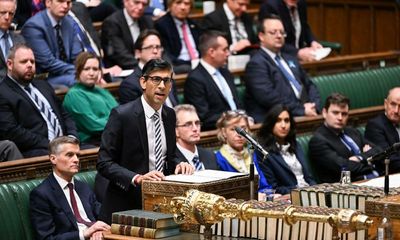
0,171,97,240
311,66,400,109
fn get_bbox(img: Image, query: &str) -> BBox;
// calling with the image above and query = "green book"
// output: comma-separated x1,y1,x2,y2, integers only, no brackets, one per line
111,210,178,229
111,223,180,238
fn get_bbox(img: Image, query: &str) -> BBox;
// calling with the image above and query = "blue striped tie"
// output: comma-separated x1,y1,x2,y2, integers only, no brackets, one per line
192,155,203,171
275,55,302,93
153,112,163,172
25,86,63,138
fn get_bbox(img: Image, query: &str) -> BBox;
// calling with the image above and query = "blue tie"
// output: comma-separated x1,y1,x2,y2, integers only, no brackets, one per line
274,55,302,93
214,70,237,110
339,133,361,156
69,16,95,55
192,155,203,171
2,32,10,58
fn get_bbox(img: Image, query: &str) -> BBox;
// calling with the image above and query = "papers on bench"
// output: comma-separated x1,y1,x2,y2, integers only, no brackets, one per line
165,170,247,183
313,47,332,61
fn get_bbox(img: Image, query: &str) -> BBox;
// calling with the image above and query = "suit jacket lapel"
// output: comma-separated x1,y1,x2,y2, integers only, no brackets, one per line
220,9,233,45
74,181,95,221
4,77,41,115
42,12,58,55
198,63,230,106
133,100,149,161
48,174,78,229
120,12,134,52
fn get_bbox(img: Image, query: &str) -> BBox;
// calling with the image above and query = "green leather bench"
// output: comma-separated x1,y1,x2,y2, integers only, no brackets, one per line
311,66,400,109
0,171,96,240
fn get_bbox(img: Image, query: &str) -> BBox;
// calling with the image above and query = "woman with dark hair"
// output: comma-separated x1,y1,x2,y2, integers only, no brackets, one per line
215,110,270,191
257,104,316,194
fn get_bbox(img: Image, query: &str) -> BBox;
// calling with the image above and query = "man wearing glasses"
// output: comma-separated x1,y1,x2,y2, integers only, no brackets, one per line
97,59,194,224
245,14,320,123
101,0,153,69
119,29,178,106
174,104,219,170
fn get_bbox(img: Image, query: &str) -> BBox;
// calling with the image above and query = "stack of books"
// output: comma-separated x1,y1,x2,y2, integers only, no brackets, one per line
110,210,180,238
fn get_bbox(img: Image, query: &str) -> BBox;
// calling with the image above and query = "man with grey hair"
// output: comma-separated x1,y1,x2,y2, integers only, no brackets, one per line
175,104,219,170
30,136,110,240
0,0,24,79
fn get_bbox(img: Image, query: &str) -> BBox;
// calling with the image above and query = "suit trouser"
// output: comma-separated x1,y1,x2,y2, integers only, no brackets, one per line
0,140,23,162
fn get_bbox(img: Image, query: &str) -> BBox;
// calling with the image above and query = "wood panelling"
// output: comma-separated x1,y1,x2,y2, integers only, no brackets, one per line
307,0,400,55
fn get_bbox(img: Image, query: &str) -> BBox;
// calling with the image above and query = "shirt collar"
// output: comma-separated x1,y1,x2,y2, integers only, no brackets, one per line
141,95,163,120
177,143,198,161
223,3,235,21
53,171,75,190
261,46,279,60
123,8,137,26
200,59,218,76
46,9,61,28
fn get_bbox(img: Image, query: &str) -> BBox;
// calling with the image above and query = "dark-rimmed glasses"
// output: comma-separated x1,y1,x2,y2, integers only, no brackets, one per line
144,75,173,85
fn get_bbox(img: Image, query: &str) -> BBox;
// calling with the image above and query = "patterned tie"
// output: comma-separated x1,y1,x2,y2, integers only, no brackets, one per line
339,132,361,156
214,70,237,110
69,15,97,56
25,86,63,138
153,112,163,172
151,0,165,10
67,183,94,227
274,55,302,93
233,18,245,42
181,22,197,60
2,32,10,58
55,23,67,62
192,155,203,171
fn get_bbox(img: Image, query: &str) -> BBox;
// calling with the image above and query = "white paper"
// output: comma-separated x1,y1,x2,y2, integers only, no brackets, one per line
313,47,332,61
165,169,247,183
355,174,400,188
116,69,134,77
228,55,250,71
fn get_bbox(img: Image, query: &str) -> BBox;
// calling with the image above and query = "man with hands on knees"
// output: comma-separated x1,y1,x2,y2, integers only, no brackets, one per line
30,136,110,240
97,59,194,224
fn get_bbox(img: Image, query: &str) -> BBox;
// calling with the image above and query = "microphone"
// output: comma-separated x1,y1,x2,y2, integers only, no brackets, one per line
367,142,400,163
234,127,269,157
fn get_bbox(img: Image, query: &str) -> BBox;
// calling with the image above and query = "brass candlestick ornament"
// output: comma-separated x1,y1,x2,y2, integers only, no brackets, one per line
166,189,373,239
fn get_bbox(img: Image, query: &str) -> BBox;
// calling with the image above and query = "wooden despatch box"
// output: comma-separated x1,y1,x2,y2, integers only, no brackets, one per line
141,175,252,212
365,194,400,239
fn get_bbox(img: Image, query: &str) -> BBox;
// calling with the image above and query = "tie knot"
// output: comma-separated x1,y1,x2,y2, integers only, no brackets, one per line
67,182,73,190
275,55,281,61
152,112,160,121
55,23,61,30
3,31,9,39
24,86,31,93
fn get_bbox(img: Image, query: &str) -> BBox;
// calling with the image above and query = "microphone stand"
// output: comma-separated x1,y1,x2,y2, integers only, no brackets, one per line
384,158,390,196
248,145,268,200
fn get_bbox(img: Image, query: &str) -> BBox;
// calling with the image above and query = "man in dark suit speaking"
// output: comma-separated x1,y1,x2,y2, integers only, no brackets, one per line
30,136,110,240
0,44,77,157
245,15,320,123
97,59,194,224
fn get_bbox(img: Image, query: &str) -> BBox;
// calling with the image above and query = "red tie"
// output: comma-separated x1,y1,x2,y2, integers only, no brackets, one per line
181,22,197,60
67,183,94,227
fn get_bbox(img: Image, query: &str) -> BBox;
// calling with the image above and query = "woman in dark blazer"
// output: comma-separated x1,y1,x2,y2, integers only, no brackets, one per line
257,104,316,194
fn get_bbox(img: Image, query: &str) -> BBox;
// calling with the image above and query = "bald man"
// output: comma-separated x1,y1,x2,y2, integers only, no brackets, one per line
365,87,400,174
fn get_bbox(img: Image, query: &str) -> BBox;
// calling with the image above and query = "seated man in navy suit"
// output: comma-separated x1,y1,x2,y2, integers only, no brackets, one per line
245,14,320,123
155,0,201,73
365,87,400,174
174,104,219,170
184,30,242,130
21,0,83,88
30,136,110,239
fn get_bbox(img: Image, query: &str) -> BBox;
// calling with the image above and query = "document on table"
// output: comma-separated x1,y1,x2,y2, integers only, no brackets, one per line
165,170,247,183
355,174,400,188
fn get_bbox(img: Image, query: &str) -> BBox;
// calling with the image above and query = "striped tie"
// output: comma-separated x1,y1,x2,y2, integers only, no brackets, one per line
153,112,163,172
192,155,203,171
25,86,63,138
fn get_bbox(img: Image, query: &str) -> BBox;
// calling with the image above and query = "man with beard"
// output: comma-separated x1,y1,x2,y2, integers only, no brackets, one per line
0,43,77,157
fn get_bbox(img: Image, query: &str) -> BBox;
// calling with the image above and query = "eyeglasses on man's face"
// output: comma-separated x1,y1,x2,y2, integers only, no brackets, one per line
141,45,163,51
144,75,173,85
266,30,287,37
176,120,202,129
